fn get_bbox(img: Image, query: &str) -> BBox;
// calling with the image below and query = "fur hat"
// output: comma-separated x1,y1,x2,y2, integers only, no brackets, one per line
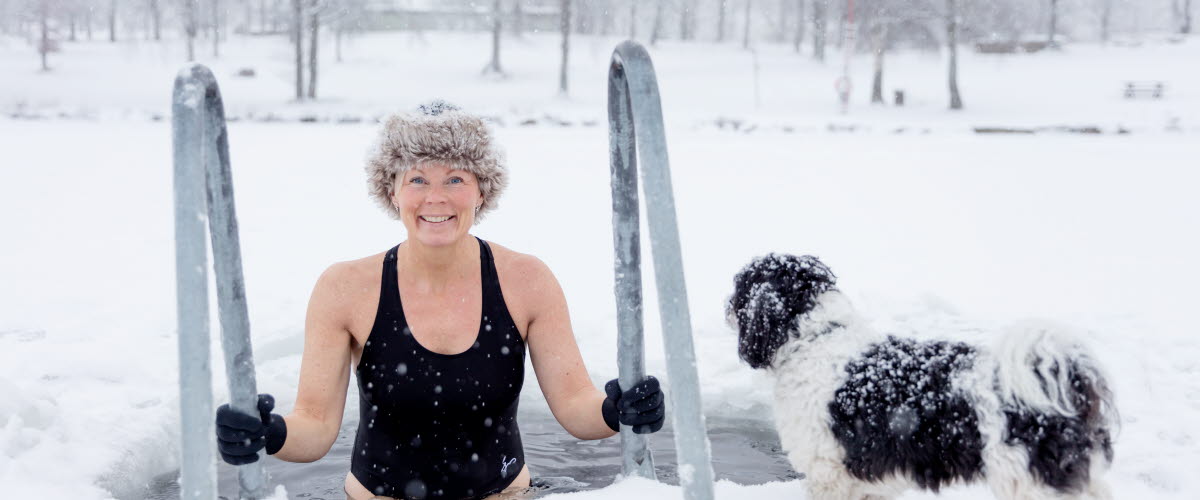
365,101,508,222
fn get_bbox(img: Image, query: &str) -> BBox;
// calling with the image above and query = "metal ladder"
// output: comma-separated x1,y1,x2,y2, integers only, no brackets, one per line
608,41,715,500
172,64,269,500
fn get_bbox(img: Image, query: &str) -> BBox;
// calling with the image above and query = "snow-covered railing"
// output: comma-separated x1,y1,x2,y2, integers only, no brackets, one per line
607,41,715,500
172,64,268,500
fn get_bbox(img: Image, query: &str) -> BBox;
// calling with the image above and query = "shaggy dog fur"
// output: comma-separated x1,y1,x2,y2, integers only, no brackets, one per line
365,100,508,222
728,254,1117,499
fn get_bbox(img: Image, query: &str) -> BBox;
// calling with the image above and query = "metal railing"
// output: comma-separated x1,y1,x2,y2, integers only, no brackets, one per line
608,41,715,500
172,63,268,500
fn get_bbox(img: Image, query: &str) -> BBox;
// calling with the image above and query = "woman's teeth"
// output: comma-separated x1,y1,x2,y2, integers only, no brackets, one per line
420,216,452,223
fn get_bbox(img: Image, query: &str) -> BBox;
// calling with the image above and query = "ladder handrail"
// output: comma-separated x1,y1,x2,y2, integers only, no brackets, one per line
607,41,715,500
172,63,268,500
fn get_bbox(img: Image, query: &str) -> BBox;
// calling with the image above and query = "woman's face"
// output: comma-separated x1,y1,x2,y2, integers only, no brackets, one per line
391,162,483,248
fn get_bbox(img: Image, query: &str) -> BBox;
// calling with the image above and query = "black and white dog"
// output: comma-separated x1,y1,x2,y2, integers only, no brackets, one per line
727,254,1117,499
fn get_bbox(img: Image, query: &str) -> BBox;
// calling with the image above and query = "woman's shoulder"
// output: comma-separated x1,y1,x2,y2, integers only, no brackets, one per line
313,249,389,293
483,240,553,279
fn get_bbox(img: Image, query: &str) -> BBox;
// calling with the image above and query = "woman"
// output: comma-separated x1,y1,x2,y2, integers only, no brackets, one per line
214,102,665,500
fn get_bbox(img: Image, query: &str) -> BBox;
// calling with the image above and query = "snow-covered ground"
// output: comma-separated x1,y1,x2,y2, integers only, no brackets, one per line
1,31,1198,499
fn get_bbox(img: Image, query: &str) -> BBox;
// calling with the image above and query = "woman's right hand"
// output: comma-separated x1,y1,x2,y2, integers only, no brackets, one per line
215,393,288,465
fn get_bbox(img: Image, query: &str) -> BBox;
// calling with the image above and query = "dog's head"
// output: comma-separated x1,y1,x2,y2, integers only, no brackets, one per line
727,254,840,369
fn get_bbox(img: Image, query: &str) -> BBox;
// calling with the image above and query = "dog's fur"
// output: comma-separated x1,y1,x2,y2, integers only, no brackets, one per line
728,254,1117,499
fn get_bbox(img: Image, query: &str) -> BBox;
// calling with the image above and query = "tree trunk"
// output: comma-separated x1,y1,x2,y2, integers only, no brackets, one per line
812,0,825,60
185,0,196,60
679,0,693,40
947,0,963,110
150,0,161,41
513,0,524,36
716,0,726,41
793,0,805,52
560,0,570,95
742,0,753,49
293,0,303,99
212,0,220,57
870,27,885,104
69,11,77,42
39,0,49,70
487,0,503,74
109,0,117,42
1100,0,1111,43
335,27,342,62
1047,0,1057,45
650,0,664,45
629,0,637,39
307,8,318,99
1183,0,1194,34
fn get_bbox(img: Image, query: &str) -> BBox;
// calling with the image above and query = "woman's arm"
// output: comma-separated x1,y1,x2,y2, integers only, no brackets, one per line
517,256,617,440
273,263,355,463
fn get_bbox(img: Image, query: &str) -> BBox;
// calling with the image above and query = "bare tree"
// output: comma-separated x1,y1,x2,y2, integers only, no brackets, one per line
292,0,303,99
650,0,665,45
1175,0,1193,34
149,0,160,41
793,0,805,52
680,0,695,40
513,0,524,36
716,0,726,41
484,0,504,75
560,0,570,95
307,0,319,99
184,0,197,60
108,0,117,42
1047,0,1057,45
812,0,826,60
212,0,221,57
630,0,637,38
1100,0,1111,43
743,0,753,49
38,0,50,70
947,0,962,110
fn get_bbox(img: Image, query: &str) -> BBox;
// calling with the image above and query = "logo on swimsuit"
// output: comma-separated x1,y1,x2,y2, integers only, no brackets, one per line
500,455,517,476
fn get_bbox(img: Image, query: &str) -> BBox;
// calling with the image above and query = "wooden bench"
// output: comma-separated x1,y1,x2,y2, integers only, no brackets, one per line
1124,81,1165,99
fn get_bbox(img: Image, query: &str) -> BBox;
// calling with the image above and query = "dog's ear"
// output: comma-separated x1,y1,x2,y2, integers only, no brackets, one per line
728,254,837,369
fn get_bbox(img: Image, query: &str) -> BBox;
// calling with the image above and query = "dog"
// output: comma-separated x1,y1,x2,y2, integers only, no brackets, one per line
727,254,1116,499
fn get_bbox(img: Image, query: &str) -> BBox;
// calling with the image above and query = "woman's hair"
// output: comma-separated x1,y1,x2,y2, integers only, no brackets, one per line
365,101,508,222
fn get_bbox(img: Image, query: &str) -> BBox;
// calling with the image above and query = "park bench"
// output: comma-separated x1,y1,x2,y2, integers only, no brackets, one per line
1124,81,1165,99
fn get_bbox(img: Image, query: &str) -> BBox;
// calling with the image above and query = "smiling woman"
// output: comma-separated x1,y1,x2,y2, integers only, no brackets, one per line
211,102,666,500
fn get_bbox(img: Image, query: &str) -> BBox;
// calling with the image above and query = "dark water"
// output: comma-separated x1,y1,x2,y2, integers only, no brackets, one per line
144,411,798,499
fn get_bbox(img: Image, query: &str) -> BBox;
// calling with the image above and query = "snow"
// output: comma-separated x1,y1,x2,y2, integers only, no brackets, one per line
1,30,1199,500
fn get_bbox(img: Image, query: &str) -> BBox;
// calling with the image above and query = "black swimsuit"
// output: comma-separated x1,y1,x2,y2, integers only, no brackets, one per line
352,238,526,499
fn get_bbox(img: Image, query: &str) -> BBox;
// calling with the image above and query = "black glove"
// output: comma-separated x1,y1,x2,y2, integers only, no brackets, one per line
602,376,665,434
215,393,287,465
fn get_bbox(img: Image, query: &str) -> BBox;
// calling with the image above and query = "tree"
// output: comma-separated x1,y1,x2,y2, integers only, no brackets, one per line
109,0,117,42
149,0,160,41
812,0,826,60
650,0,665,45
742,0,753,48
38,0,50,70
1175,0,1193,34
307,0,319,99
629,0,637,38
292,0,303,99
1100,0,1112,43
1047,0,1058,45
484,0,504,76
184,0,197,60
716,0,726,41
946,0,962,110
679,0,695,40
560,0,571,95
794,0,806,52
212,0,222,56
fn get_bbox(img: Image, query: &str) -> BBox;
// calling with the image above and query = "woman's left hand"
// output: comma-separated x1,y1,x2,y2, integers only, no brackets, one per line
602,376,666,434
